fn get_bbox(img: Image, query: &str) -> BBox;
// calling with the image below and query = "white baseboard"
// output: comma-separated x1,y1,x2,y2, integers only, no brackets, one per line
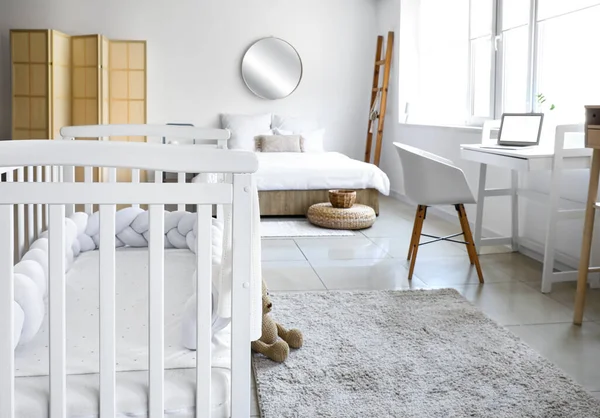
388,190,577,272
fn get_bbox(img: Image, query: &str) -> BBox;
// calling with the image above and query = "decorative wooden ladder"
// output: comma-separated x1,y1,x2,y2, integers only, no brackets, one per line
364,31,394,167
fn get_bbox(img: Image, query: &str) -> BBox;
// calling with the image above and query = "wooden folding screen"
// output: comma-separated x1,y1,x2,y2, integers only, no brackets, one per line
11,30,54,140
10,29,146,143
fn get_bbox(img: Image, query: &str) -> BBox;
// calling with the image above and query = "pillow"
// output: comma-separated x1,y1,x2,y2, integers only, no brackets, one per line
273,128,293,135
260,135,302,153
271,115,319,134
254,130,274,151
220,113,271,151
299,129,326,153
274,128,325,153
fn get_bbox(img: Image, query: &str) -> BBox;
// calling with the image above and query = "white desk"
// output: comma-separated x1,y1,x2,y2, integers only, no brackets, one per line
460,135,594,293
461,145,591,171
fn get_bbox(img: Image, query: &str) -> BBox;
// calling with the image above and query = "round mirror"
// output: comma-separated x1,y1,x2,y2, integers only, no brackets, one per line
242,38,303,100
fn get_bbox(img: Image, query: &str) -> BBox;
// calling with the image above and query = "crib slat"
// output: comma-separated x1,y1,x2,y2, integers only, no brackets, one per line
196,205,212,417
84,167,93,183
155,171,163,184
131,169,140,208
5,171,16,264
107,168,116,183
52,166,59,183
16,168,24,260
177,173,185,211
26,166,34,247
63,166,75,217
99,205,116,417
49,205,66,418
44,166,51,229
148,204,164,418
231,174,252,418
0,204,15,418
84,167,93,214
36,166,43,238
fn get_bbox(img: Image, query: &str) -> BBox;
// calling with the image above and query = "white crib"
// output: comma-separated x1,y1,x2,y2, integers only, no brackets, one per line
0,125,258,418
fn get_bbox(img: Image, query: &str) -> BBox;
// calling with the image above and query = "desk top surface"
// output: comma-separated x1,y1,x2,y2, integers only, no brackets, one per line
461,144,591,160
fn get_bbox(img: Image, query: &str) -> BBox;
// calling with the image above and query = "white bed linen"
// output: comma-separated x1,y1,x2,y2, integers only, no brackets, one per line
15,249,231,417
251,152,390,194
16,368,230,418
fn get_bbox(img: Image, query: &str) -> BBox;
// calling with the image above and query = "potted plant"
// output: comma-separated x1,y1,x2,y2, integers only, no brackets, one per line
536,93,555,113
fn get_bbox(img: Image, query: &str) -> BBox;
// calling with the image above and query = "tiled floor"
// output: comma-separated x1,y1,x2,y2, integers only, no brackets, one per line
251,195,600,415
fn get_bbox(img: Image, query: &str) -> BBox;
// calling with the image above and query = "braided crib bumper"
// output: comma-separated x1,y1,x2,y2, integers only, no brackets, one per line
10,207,225,349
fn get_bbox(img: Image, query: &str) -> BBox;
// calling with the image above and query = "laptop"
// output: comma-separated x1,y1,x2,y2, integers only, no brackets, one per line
479,113,544,150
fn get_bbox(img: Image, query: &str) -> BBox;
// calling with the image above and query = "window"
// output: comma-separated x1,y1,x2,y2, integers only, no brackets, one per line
535,1,600,122
401,0,600,126
497,0,530,116
469,0,494,120
400,0,469,125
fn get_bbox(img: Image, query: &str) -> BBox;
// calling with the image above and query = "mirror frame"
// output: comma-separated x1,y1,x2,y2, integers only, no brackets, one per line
241,37,303,100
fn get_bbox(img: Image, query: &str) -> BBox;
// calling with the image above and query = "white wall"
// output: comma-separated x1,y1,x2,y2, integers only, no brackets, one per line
0,0,379,158
376,0,595,266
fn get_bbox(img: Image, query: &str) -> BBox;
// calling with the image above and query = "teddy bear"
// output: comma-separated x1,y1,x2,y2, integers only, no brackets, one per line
251,280,303,363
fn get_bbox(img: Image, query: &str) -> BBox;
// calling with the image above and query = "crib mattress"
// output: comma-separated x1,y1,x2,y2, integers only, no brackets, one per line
15,248,231,417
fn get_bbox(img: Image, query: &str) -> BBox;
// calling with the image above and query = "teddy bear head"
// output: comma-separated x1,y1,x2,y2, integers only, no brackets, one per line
262,281,273,314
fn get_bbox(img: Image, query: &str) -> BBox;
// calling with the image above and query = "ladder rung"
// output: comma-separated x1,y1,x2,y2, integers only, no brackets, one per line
376,60,386,65
372,87,388,92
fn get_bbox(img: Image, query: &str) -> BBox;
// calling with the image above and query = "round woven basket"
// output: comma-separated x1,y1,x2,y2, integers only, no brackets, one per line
307,203,376,230
328,190,356,209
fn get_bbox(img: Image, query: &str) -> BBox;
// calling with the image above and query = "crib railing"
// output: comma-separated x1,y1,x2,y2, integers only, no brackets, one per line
0,126,256,418
4,124,228,259
0,165,57,263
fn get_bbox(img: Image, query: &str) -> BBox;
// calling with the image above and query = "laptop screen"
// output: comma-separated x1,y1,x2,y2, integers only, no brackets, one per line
498,113,544,146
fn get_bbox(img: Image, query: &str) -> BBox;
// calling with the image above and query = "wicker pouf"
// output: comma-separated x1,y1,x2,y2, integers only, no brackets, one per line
307,203,376,230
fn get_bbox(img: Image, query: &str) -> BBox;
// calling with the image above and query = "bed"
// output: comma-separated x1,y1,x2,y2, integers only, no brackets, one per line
192,151,390,216
215,113,391,217
254,152,390,216
0,125,260,418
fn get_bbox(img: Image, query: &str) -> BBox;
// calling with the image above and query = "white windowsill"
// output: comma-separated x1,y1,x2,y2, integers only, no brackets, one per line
399,122,483,134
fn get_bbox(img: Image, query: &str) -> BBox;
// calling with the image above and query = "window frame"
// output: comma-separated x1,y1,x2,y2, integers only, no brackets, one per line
467,0,600,126
467,0,539,126
467,0,499,125
402,0,600,127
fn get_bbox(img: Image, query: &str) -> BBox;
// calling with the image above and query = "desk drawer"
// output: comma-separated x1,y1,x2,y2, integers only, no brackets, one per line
586,129,600,148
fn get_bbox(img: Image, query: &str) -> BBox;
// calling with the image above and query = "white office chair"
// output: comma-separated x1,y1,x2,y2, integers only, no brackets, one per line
394,142,484,283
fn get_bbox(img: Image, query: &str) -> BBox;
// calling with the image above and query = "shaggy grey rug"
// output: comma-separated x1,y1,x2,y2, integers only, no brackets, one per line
252,289,600,418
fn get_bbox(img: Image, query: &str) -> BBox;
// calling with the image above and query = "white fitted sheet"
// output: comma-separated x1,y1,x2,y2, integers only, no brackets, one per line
255,152,390,194
193,152,391,194
15,248,231,417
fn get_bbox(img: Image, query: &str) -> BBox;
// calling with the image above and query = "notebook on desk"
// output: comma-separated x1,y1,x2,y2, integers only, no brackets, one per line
478,113,544,150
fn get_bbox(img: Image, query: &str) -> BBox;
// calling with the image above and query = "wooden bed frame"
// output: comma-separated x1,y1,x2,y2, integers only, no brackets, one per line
259,189,380,216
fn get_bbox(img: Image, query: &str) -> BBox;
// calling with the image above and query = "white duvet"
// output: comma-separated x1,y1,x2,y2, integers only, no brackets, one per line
254,152,390,194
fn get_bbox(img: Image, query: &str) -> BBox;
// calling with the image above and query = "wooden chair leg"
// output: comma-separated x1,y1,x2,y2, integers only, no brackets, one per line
456,205,476,265
407,206,421,261
408,205,427,280
457,204,484,284
575,149,600,325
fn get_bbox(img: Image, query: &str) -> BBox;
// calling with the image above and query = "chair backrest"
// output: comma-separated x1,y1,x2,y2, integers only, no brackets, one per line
393,142,476,206
551,124,588,174
553,124,584,151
